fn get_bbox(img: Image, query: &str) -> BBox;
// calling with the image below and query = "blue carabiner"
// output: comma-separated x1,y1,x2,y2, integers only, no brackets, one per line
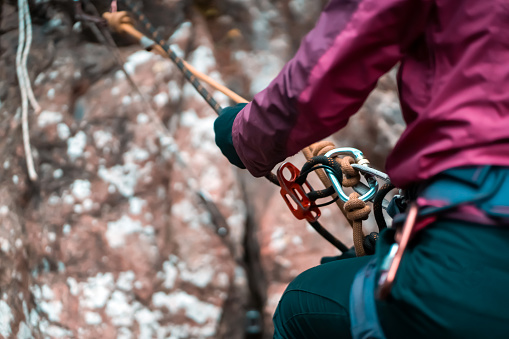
324,148,379,203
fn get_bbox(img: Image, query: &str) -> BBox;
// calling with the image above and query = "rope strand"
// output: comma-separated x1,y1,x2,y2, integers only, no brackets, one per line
16,0,38,181
121,0,222,114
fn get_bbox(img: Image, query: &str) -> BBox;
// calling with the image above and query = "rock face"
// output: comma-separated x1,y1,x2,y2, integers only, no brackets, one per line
0,1,403,338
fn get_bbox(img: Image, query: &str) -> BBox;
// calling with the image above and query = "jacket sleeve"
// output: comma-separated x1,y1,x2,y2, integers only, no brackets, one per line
232,0,432,177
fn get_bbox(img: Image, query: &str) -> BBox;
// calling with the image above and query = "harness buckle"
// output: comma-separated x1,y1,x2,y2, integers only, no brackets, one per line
277,162,321,222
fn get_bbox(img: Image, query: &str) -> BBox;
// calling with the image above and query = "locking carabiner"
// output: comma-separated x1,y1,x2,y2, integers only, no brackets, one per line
324,148,379,203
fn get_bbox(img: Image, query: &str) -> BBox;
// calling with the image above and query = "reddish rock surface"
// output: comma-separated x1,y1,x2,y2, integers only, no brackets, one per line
0,1,402,338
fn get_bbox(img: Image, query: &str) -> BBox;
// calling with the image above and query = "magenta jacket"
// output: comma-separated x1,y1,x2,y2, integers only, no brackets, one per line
232,0,509,188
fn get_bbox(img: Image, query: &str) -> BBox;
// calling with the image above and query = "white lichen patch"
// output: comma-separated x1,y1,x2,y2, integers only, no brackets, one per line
71,180,91,201
38,110,62,128
115,70,126,80
270,227,288,253
116,271,135,291
170,199,207,229
0,237,10,253
153,92,169,108
53,168,63,179
67,131,87,161
47,88,56,100
188,116,217,154
124,50,154,75
152,291,221,325
233,50,286,95
163,323,217,339
98,144,153,197
63,224,71,235
169,21,192,43
292,236,303,245
17,321,31,339
167,81,182,102
188,46,217,74
137,113,149,124
67,277,78,296
85,312,102,325
41,322,72,338
129,197,146,215
93,130,113,149
135,308,162,339
199,166,221,193
31,285,63,323
80,273,115,309
99,162,145,198
62,191,75,205
156,255,178,290
124,146,150,163
0,300,13,338
40,300,62,322
34,73,45,85
106,215,153,248
106,291,135,327
177,257,215,289
180,109,198,128
122,96,132,106
57,123,71,140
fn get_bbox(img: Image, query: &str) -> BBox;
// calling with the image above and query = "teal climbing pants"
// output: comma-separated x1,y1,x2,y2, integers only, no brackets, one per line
273,219,509,339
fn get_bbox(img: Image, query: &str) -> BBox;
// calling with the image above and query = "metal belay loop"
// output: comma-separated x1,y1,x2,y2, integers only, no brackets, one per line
341,156,361,187
344,192,371,257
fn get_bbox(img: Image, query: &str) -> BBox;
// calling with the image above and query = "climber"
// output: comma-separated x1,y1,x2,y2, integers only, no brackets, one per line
214,0,509,338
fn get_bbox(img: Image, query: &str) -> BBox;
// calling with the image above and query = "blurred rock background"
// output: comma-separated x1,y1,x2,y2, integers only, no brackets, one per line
0,0,403,338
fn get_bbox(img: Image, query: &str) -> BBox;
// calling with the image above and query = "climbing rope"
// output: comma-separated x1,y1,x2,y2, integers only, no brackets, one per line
344,192,371,257
373,183,396,231
102,11,248,105
119,0,223,114
16,0,40,181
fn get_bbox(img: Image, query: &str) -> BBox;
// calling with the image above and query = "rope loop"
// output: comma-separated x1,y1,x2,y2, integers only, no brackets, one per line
103,11,133,33
344,192,371,221
344,192,371,257
306,140,336,157
341,156,360,187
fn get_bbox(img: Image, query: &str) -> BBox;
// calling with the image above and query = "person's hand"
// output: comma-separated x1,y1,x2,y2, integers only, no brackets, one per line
214,103,247,169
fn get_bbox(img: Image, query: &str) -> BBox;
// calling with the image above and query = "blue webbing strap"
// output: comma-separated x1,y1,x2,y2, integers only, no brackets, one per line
349,259,386,339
